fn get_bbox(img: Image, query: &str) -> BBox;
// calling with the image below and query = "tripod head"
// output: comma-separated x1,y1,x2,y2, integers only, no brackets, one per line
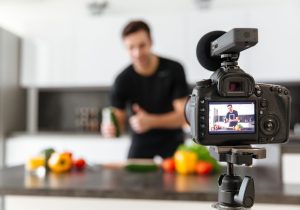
209,146,266,210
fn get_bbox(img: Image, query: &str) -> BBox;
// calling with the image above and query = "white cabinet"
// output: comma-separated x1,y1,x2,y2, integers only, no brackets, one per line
20,7,300,87
283,154,300,184
21,15,187,87
185,7,300,83
241,8,300,82
73,16,129,87
21,21,77,87
73,15,187,86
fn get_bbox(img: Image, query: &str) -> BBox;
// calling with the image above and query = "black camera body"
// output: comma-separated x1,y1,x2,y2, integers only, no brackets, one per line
185,28,291,146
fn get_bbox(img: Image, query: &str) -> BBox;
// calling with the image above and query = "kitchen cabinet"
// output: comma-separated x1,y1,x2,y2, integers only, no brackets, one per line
21,20,77,87
244,7,300,82
20,7,300,87
186,7,300,83
21,15,187,87
73,16,129,87
283,153,300,184
0,28,26,167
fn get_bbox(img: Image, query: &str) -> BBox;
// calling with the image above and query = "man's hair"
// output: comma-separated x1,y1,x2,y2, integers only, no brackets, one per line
122,20,151,39
227,104,233,108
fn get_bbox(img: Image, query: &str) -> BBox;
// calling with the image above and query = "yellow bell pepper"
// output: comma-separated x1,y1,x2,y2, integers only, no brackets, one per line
26,156,45,171
174,150,198,175
48,152,73,173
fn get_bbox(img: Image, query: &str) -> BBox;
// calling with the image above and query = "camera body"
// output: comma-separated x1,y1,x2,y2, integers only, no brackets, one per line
185,28,291,146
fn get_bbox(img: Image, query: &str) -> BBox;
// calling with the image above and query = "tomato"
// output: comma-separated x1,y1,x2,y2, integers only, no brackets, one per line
73,158,86,170
162,158,175,173
195,161,213,175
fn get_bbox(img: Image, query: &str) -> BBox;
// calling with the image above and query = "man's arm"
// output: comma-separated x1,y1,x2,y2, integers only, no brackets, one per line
225,112,229,122
129,97,187,134
234,111,239,122
149,97,187,129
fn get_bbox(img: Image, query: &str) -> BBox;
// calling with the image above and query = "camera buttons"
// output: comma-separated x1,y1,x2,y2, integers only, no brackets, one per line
200,107,205,112
200,116,205,123
255,89,262,97
255,85,262,97
284,90,289,95
200,99,205,104
260,100,268,108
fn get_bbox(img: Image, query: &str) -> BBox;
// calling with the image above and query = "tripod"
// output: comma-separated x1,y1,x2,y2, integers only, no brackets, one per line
209,146,266,210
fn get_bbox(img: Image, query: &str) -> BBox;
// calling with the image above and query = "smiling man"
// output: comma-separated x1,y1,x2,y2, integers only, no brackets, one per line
101,20,189,158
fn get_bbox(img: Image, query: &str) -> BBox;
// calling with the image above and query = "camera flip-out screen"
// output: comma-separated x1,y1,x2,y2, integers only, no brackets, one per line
208,101,255,134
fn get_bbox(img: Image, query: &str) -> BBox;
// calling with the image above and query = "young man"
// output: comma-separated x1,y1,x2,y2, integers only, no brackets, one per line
224,104,239,127
101,20,189,158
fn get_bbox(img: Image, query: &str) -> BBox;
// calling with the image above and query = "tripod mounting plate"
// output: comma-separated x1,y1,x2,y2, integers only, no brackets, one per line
209,146,266,166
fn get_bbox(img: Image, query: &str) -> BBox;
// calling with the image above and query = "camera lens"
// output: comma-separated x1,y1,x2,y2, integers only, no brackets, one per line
260,115,279,136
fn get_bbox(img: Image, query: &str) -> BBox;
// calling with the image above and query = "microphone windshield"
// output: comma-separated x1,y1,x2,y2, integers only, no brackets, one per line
196,31,226,71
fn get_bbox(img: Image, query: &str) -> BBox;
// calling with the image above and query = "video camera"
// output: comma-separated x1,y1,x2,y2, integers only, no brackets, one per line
185,28,291,146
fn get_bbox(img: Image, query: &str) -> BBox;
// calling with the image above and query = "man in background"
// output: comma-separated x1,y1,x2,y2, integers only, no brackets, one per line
101,20,189,158
224,104,239,127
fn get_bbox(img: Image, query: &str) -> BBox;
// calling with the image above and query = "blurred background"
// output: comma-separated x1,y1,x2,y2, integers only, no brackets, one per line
0,0,300,199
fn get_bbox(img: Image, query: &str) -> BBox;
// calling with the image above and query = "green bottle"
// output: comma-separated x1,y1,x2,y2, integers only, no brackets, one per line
102,107,120,137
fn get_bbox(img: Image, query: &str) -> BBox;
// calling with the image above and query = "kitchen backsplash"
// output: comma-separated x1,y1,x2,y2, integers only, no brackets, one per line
35,82,300,133
38,88,110,132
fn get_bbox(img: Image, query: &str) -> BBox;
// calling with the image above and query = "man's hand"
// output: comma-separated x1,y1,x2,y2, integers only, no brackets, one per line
129,104,153,134
101,123,117,138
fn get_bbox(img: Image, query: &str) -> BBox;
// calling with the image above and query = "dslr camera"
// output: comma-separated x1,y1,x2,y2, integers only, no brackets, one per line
185,28,291,146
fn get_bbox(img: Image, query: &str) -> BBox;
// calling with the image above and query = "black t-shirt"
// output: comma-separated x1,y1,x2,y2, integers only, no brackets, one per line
110,57,189,158
226,110,239,127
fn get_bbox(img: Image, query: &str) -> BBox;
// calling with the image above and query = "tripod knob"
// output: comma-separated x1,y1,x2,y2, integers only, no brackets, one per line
234,176,255,208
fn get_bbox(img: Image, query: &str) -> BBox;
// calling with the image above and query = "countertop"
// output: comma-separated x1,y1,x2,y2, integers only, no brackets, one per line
0,166,300,205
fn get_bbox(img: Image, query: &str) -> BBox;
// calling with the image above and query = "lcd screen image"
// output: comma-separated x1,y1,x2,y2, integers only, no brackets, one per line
208,102,255,134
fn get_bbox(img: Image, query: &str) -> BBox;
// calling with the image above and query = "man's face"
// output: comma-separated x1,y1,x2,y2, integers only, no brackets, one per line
228,106,233,112
123,30,152,68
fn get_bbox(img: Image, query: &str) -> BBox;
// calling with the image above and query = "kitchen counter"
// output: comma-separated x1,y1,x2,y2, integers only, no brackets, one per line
0,166,300,205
